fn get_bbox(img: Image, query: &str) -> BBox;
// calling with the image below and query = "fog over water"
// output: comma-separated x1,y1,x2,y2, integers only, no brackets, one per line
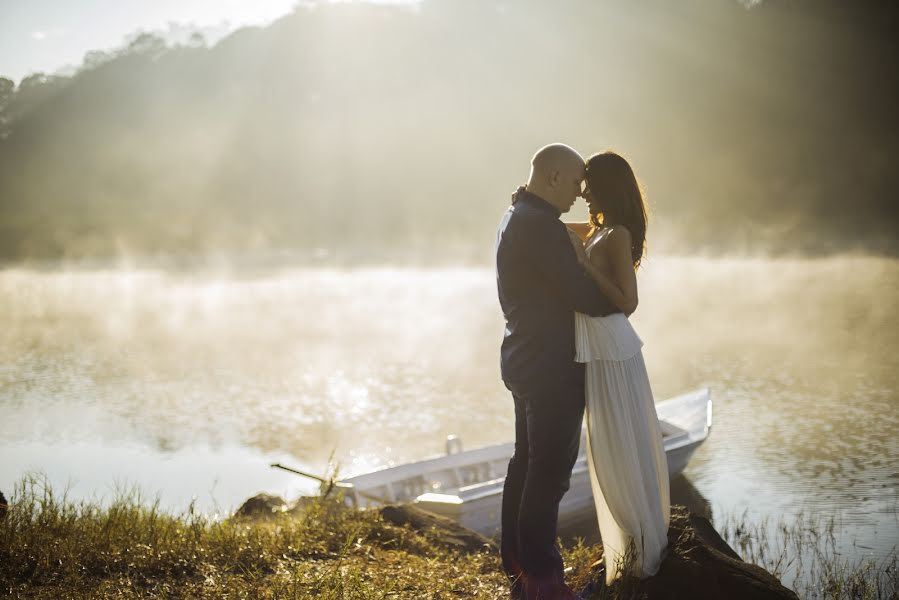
1,255,896,572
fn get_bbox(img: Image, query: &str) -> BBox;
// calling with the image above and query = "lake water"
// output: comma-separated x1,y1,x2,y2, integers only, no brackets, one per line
1,255,896,575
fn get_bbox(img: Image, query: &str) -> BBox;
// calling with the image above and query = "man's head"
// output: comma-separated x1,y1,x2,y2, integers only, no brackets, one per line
525,143,586,213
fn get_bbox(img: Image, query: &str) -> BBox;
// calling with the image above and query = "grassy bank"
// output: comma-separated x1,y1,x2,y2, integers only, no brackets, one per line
1,476,896,599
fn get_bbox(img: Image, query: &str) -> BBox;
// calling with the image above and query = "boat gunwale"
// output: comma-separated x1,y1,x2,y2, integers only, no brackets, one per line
425,436,708,504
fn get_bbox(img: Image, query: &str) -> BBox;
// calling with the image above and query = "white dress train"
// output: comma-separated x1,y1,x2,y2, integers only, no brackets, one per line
574,310,670,584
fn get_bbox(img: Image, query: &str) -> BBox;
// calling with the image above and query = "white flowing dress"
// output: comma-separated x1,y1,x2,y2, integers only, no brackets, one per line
575,302,670,583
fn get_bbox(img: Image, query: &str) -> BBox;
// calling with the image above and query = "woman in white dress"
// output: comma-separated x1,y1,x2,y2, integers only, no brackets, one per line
565,151,670,585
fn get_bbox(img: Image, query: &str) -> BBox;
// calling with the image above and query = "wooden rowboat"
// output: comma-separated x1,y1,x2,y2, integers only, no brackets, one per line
286,388,712,537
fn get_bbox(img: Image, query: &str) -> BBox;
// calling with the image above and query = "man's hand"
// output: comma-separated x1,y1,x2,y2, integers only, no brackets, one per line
567,229,588,264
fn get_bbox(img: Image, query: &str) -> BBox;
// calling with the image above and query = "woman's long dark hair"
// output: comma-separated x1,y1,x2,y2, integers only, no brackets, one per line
585,151,648,268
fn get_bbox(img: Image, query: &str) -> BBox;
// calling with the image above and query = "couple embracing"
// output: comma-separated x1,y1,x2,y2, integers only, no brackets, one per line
496,144,669,599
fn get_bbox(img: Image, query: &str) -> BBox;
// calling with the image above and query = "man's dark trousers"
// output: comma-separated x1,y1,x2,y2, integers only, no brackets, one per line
495,187,617,583
501,364,586,579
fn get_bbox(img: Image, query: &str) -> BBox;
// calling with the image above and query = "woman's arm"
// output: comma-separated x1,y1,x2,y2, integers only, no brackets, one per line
563,221,593,242
581,227,638,315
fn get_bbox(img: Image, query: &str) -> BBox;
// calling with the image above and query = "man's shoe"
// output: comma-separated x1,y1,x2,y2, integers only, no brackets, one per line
520,573,578,600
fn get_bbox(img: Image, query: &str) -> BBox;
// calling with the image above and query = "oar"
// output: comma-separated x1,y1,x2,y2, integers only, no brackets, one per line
270,463,390,505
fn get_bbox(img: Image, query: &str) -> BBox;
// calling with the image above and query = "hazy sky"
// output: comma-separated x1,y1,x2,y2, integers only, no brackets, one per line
0,0,300,82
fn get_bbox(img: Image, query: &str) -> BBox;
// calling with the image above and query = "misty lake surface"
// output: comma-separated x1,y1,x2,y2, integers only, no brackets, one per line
1,256,897,571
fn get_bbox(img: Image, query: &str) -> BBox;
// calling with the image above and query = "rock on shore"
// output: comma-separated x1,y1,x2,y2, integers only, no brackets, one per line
378,503,498,554
590,505,799,600
235,493,496,554
233,493,290,518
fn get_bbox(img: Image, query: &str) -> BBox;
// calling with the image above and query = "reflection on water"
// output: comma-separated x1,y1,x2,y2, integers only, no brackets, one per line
0,256,896,567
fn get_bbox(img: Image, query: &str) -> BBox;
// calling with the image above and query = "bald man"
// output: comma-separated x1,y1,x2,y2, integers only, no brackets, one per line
495,143,618,599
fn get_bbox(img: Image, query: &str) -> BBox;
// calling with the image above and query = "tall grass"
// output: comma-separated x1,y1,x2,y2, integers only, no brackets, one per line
0,474,505,598
719,510,899,600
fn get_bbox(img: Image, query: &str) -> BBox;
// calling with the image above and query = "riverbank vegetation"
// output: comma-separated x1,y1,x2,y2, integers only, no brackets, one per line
1,476,896,599
720,511,899,600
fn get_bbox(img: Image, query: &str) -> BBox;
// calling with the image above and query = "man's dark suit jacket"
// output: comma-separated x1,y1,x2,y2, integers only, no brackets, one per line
495,187,618,386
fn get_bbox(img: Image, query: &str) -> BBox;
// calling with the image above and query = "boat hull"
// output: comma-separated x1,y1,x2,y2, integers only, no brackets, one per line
340,388,712,538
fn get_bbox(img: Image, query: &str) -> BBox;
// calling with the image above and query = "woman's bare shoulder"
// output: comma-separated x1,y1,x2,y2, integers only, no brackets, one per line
605,224,632,243
604,225,633,263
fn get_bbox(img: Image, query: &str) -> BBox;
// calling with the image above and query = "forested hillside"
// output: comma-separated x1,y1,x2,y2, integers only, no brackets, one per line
1,0,896,260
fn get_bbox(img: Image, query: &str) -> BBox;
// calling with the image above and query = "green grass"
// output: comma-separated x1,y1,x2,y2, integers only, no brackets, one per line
1,475,896,599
